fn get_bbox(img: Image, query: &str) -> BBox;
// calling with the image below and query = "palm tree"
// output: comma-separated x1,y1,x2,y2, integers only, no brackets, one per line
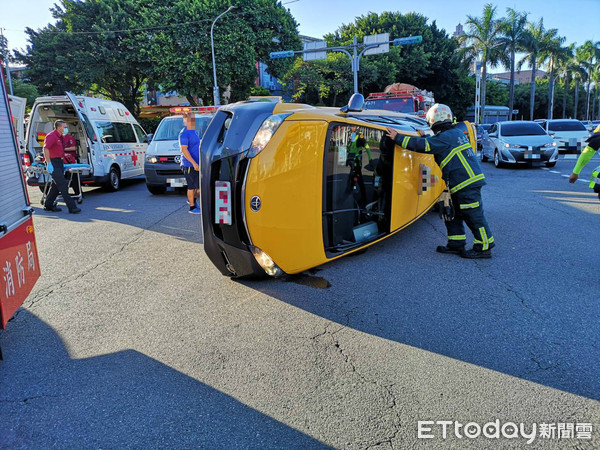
497,8,528,120
570,49,588,120
537,29,566,120
577,40,600,120
518,19,546,120
556,45,575,118
459,3,503,122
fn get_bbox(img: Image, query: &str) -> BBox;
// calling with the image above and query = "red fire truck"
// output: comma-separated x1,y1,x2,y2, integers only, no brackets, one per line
0,63,41,358
364,83,435,118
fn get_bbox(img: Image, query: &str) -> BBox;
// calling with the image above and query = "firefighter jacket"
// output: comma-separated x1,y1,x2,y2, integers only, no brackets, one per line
394,124,486,194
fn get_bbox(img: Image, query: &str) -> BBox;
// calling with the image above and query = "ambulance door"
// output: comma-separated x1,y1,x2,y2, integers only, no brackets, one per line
65,92,97,175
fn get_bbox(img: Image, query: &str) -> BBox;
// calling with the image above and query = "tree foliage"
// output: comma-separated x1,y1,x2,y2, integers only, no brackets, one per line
17,0,300,113
284,11,470,114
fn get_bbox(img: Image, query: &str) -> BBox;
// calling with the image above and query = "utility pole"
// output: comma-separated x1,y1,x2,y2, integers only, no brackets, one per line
270,35,422,94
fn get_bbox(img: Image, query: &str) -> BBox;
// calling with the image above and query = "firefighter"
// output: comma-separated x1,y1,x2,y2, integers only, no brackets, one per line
386,104,494,258
568,124,600,200
346,127,374,207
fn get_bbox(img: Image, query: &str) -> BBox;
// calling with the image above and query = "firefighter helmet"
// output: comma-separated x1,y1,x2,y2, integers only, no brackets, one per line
425,103,453,127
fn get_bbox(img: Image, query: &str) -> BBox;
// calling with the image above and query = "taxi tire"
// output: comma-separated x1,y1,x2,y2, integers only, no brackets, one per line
105,166,121,192
146,183,166,195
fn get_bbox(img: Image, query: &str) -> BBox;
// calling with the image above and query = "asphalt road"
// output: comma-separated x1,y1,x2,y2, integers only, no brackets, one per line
1,154,599,449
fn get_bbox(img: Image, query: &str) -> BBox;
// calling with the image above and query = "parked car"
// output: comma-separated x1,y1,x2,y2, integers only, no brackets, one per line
144,107,217,195
476,123,492,151
480,121,558,168
535,119,589,153
199,95,458,279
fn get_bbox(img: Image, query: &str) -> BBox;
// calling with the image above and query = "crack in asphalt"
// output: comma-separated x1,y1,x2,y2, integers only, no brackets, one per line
529,353,560,371
311,319,402,449
14,204,186,320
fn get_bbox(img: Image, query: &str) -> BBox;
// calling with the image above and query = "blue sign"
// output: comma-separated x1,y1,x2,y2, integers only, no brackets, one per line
393,36,423,46
270,50,295,59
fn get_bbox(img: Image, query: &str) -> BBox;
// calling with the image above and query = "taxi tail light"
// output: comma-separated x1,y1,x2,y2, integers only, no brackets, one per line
248,113,292,158
249,246,284,277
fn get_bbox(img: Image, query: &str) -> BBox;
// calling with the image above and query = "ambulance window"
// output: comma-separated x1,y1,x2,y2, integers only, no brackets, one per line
80,113,96,141
323,123,388,255
133,124,148,143
114,123,136,143
96,121,118,143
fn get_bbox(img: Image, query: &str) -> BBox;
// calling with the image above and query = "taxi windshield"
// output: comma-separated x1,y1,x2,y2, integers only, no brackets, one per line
153,115,213,141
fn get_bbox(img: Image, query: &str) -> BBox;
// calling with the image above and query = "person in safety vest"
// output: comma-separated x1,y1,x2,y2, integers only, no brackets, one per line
346,126,374,207
568,124,600,200
386,103,494,258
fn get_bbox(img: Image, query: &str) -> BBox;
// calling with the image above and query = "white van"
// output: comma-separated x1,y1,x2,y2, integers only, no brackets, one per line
25,93,148,190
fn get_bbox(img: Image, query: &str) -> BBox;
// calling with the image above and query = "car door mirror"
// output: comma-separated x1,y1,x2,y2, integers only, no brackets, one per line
489,132,497,138
147,133,153,142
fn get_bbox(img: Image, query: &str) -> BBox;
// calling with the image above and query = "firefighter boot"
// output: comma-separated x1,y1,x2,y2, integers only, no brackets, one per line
461,248,492,259
436,245,465,256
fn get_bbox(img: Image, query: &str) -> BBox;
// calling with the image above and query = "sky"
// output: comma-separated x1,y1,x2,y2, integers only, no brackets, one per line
1,0,598,70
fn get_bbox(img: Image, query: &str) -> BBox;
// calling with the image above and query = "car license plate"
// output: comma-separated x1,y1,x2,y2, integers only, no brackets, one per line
215,181,232,225
167,177,186,187
525,154,540,159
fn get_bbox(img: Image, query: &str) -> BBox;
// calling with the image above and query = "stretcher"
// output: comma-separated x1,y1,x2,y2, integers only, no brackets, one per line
27,162,91,206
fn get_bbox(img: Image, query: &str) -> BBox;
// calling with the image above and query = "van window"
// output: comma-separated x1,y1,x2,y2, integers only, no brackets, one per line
96,121,118,143
114,123,137,143
323,124,386,254
95,121,137,143
133,124,148,143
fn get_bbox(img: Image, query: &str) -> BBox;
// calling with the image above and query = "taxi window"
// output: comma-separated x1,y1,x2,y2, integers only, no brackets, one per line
323,123,388,255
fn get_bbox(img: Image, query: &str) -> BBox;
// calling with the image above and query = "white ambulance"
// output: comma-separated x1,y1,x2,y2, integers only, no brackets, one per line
25,93,148,190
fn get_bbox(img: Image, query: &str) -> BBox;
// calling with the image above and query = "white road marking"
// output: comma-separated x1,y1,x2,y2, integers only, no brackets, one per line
550,171,561,174
564,154,578,160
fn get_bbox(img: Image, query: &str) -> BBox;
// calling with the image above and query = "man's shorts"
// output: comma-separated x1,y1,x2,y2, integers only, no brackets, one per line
182,166,199,190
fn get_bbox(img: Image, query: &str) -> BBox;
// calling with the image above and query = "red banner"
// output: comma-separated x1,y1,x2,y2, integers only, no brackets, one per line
0,216,41,329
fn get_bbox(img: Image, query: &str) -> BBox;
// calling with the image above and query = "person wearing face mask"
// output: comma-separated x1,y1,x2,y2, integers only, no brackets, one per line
42,120,81,213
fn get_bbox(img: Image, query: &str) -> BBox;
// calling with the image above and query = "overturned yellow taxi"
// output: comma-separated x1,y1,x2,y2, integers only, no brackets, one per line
200,95,470,278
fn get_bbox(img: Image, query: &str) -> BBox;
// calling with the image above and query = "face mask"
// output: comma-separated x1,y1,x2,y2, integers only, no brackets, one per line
63,127,69,135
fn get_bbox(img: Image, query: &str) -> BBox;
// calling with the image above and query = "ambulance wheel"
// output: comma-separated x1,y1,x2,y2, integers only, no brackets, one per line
105,166,121,191
545,161,556,168
146,183,166,195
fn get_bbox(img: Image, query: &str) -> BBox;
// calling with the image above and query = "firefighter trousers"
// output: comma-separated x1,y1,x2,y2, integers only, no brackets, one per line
445,186,494,252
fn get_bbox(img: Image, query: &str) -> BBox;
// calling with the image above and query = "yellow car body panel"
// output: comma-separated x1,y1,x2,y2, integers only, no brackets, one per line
245,120,328,274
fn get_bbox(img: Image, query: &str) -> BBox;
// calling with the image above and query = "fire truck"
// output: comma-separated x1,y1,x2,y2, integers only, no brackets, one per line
0,63,41,359
364,83,435,118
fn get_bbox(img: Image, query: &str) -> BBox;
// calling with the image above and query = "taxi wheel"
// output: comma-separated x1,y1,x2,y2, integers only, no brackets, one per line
146,183,166,195
481,152,489,162
106,166,121,191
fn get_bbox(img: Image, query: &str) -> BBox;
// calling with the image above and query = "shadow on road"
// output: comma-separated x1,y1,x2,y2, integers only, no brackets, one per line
0,311,327,448
28,178,203,244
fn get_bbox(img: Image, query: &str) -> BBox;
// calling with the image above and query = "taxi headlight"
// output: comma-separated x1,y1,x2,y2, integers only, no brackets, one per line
248,113,292,157
146,155,158,163
249,245,284,277
543,142,557,148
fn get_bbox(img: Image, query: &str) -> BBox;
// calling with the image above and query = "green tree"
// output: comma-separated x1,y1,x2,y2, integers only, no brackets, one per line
497,7,527,119
556,44,576,118
459,3,503,122
17,0,156,114
321,11,469,112
150,0,300,105
518,19,546,120
577,40,600,120
537,29,566,119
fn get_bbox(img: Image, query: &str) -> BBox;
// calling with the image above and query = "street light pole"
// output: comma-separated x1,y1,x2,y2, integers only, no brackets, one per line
211,5,235,106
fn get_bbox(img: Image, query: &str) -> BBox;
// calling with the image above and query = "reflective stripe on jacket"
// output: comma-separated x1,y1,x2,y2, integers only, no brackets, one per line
395,124,486,193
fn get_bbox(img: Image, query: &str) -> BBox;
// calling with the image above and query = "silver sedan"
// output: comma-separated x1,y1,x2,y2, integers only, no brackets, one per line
480,121,558,168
